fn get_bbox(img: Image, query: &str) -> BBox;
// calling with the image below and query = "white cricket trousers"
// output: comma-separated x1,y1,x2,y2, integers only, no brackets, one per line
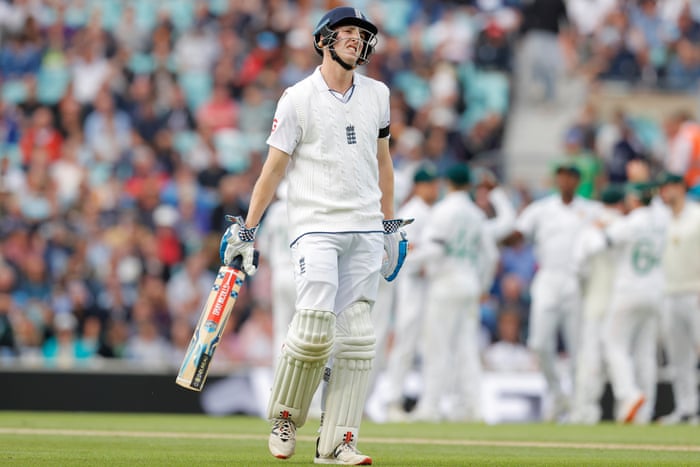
572,315,606,423
662,293,700,416
418,274,481,421
603,292,660,423
527,270,581,402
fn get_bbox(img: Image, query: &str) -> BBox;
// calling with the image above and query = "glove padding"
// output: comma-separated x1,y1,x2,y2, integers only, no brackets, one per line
219,215,258,275
380,218,414,282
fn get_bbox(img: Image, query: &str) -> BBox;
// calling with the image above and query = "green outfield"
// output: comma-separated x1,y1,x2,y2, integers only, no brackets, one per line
1,412,699,466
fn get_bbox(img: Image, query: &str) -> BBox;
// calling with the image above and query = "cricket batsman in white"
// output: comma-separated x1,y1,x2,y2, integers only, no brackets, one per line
220,7,409,465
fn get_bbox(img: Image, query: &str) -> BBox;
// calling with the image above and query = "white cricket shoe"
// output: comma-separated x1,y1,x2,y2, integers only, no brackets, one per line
314,440,372,465
618,393,645,424
269,417,296,459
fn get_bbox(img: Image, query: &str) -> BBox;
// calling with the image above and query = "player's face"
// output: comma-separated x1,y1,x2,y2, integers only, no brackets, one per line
334,25,364,61
555,171,579,195
659,183,683,205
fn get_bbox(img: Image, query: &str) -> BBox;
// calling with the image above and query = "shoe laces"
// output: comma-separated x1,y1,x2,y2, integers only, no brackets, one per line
272,418,295,442
334,442,362,457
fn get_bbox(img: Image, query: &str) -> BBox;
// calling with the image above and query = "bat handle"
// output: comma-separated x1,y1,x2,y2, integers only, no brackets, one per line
227,250,260,271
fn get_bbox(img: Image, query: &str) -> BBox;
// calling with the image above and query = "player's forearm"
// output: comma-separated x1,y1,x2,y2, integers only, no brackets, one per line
377,139,395,219
245,149,289,228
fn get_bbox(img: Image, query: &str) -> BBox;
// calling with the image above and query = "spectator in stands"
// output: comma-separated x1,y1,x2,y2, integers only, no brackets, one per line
76,314,102,360
663,110,700,190
42,312,90,366
166,249,215,325
196,82,239,132
174,23,218,74
494,232,536,318
125,317,172,367
597,109,649,184
18,164,56,222
0,98,21,147
161,85,197,134
169,316,193,368
483,308,537,372
70,42,111,105
19,106,63,167
591,7,642,83
54,91,86,140
0,31,42,80
561,126,604,199
664,3,700,91
209,173,250,233
473,19,513,73
0,292,16,358
83,88,132,165
97,318,129,359
629,0,668,86
516,0,572,105
113,5,148,53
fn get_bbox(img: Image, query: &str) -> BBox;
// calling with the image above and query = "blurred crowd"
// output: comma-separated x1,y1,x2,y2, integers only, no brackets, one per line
0,0,699,374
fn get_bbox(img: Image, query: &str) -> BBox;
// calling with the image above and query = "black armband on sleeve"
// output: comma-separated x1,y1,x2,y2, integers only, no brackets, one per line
378,125,390,138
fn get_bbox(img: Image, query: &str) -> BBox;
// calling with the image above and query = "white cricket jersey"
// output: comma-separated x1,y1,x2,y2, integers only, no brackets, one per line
515,194,602,274
422,191,498,293
486,187,516,242
573,207,622,318
606,206,667,294
266,66,391,244
397,195,431,274
663,201,700,294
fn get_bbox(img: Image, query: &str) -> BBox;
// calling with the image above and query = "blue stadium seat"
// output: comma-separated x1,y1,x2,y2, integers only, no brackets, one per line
393,71,430,110
2,80,28,104
128,53,156,75
178,71,212,112
166,0,195,33
36,67,71,104
627,116,663,153
173,130,197,156
215,129,251,173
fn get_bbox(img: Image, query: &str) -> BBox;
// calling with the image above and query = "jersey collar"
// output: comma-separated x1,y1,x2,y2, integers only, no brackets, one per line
311,65,358,93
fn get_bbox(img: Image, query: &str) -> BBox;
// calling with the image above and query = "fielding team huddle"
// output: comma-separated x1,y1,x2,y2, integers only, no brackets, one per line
213,5,700,466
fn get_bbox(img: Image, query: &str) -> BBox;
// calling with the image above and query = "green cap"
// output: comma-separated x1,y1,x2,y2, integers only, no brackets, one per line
624,181,655,204
656,171,685,186
599,184,625,204
445,163,471,186
552,159,581,177
413,164,438,183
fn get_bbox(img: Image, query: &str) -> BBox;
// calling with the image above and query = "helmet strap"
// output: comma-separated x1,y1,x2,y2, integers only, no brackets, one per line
329,46,356,70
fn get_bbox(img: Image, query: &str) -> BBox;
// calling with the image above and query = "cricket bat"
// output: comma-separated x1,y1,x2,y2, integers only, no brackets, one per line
176,253,257,391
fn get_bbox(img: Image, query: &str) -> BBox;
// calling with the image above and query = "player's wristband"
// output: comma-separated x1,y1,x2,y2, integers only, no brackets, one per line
225,215,258,242
382,219,405,234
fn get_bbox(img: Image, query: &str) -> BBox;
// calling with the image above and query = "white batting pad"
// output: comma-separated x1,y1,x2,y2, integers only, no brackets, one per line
267,309,335,427
317,301,376,457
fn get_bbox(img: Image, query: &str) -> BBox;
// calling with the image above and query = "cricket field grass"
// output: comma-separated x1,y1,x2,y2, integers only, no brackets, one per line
1,411,699,466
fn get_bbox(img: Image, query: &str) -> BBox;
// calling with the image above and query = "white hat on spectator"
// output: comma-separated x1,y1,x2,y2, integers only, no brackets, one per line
54,313,77,332
153,204,179,228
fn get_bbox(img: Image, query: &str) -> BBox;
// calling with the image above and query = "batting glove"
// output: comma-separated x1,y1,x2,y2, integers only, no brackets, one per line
220,215,258,275
380,218,413,282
